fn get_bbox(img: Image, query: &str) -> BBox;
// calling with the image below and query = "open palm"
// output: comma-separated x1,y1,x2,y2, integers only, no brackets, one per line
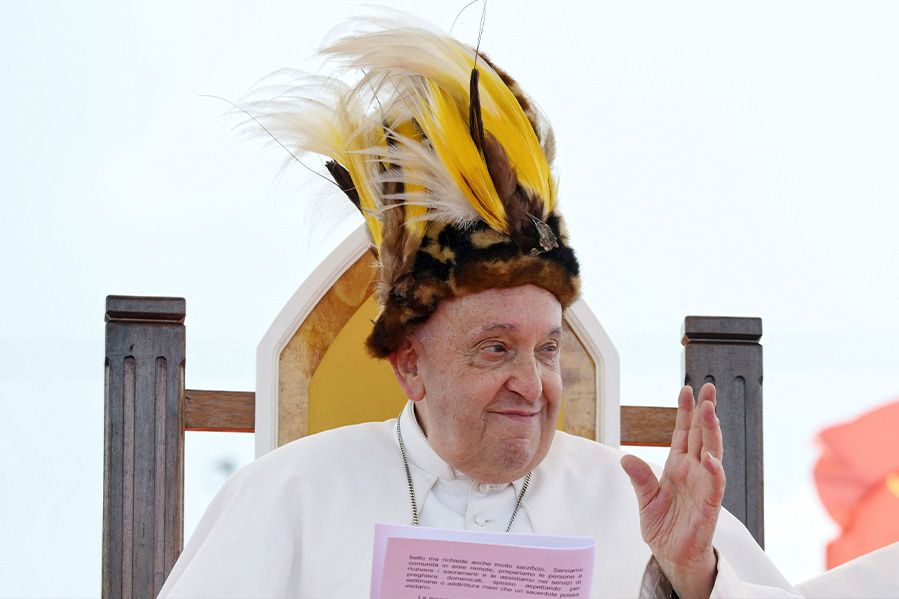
621,383,725,599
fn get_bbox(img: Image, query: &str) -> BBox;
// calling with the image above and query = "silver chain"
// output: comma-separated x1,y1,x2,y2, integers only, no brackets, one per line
396,412,421,526
395,413,532,532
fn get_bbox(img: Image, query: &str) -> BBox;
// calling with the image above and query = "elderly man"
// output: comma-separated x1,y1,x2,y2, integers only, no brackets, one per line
159,19,799,599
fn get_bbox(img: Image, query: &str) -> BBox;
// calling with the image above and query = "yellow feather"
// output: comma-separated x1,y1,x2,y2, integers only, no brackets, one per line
458,49,555,211
413,81,507,232
387,40,556,215
392,120,428,240
253,23,560,249
331,108,384,247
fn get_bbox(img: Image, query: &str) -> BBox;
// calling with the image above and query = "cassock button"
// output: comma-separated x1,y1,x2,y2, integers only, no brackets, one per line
474,514,491,526
478,483,495,493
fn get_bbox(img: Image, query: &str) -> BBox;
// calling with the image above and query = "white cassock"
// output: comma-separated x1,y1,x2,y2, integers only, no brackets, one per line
795,542,899,598
159,402,801,598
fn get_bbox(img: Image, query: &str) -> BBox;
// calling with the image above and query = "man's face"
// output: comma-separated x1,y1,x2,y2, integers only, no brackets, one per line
407,284,563,483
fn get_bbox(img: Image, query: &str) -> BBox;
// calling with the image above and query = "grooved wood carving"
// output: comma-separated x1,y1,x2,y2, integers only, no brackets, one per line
103,296,185,599
683,316,764,547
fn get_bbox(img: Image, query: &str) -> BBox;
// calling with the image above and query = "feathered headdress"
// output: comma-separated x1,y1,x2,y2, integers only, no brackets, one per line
247,17,580,357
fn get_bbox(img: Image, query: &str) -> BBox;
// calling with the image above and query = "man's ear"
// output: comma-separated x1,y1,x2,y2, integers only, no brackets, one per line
388,339,425,401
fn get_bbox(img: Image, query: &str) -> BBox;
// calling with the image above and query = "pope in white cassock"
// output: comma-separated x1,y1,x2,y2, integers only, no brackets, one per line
160,17,819,599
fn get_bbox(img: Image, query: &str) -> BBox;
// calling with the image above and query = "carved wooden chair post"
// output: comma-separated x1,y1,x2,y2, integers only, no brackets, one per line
103,297,186,599
683,316,765,547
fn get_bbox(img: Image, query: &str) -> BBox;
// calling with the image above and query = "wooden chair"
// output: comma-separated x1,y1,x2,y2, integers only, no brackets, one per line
102,226,764,598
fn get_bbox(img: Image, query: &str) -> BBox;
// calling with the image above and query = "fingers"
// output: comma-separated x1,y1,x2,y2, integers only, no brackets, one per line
669,386,694,455
687,383,718,460
698,381,717,409
687,386,702,460
701,450,726,508
699,387,723,462
620,454,660,511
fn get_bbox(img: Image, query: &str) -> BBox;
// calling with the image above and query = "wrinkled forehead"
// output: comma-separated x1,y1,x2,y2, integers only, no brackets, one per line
413,284,563,344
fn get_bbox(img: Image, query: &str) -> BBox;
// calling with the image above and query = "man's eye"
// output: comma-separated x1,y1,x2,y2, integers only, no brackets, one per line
479,343,507,354
540,343,560,355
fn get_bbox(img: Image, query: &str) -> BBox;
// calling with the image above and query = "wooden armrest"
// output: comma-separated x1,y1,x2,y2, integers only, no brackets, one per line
183,390,677,448
184,389,255,432
619,406,677,447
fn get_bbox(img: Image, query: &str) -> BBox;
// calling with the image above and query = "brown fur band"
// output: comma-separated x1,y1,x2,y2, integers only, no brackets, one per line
366,216,580,358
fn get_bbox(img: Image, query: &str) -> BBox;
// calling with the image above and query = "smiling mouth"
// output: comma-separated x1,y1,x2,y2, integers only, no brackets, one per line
492,410,540,421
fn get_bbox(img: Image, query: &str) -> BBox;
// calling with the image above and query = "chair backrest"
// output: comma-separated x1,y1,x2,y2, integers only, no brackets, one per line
255,225,621,456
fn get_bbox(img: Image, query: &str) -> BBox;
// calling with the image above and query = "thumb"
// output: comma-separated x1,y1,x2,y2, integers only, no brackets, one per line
620,454,660,510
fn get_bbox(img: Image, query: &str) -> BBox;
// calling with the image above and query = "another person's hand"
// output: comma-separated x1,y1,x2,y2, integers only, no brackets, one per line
621,383,725,599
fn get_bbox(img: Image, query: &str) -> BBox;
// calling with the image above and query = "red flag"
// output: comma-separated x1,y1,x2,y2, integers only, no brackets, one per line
814,399,899,568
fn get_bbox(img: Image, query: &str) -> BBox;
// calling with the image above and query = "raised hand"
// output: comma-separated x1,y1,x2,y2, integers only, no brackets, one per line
620,383,725,599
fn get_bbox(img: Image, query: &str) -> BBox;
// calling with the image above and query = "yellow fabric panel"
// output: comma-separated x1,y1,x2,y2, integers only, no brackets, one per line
307,295,407,434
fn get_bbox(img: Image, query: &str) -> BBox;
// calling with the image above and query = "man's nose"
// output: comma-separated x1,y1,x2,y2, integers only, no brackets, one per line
505,353,543,402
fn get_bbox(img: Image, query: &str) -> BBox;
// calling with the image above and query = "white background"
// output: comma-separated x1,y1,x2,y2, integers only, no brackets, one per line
1,1,897,595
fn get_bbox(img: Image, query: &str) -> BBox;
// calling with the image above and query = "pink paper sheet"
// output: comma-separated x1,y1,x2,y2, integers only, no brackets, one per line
371,524,595,599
